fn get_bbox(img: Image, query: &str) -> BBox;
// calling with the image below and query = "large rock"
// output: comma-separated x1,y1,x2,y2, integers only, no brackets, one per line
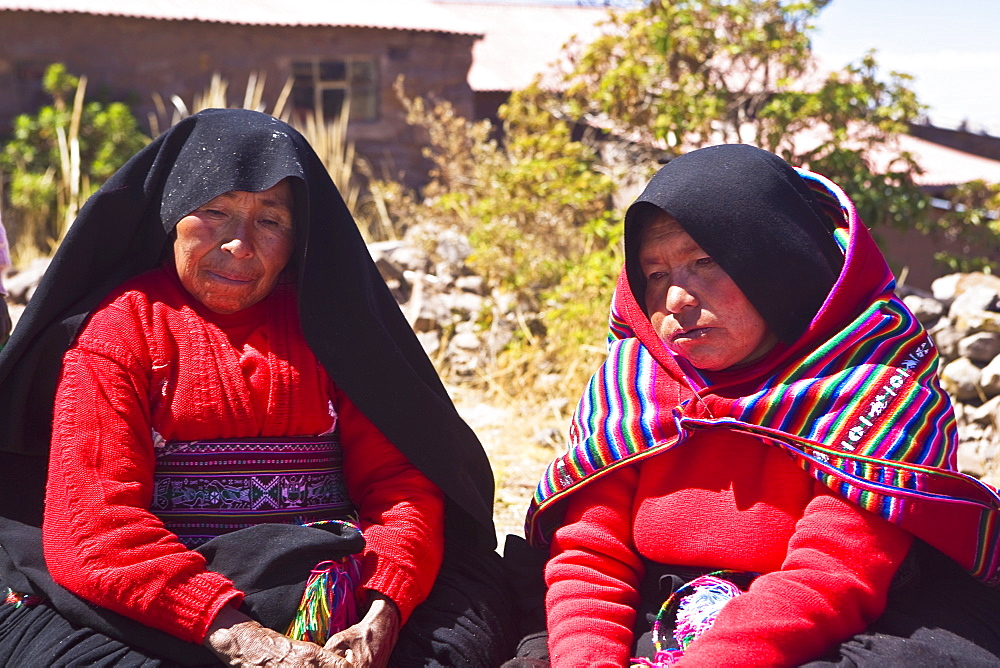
929,318,963,361
931,273,962,303
958,331,1000,364
983,356,1000,397
935,272,1000,305
441,291,485,319
940,357,983,402
903,294,944,326
969,395,1000,425
4,257,51,303
948,274,1000,322
414,330,440,357
455,275,485,295
953,310,1000,336
436,229,472,267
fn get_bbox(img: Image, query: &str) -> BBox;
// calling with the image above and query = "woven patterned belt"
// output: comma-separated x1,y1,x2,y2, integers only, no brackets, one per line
150,435,355,548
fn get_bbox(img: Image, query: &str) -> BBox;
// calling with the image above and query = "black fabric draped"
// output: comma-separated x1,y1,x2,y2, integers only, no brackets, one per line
0,522,364,665
624,144,844,343
0,108,512,664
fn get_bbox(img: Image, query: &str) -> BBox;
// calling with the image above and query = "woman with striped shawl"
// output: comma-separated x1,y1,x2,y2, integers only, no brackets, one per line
520,144,1000,666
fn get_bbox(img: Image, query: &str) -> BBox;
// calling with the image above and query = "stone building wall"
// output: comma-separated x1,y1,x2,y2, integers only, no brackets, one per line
0,11,477,187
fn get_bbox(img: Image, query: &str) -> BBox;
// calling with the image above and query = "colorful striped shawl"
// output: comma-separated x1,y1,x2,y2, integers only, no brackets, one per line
526,169,1000,584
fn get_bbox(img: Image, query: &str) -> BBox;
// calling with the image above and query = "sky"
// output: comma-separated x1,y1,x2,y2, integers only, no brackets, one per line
810,0,1000,136
445,0,1000,137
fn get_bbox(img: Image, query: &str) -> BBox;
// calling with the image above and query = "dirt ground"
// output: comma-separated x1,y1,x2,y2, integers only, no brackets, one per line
447,385,566,551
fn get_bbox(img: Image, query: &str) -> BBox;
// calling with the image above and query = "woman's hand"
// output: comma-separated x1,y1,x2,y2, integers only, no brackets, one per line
203,605,348,667
323,592,401,668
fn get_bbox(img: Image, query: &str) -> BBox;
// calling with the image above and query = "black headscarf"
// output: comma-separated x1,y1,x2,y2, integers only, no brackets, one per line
624,144,844,343
0,108,495,547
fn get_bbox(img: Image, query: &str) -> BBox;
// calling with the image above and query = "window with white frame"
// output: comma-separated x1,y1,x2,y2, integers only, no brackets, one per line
291,58,378,121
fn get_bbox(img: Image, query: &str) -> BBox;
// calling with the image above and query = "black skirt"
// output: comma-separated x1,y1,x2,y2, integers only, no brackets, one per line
0,522,517,667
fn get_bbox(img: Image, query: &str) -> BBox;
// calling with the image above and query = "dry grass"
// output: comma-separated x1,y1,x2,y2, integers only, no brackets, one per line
447,384,566,549
6,73,90,267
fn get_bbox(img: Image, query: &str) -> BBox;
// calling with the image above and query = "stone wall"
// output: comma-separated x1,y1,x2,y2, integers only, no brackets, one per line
911,272,1000,488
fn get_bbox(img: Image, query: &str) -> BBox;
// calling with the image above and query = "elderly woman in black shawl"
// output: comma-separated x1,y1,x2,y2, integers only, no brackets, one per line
0,109,515,666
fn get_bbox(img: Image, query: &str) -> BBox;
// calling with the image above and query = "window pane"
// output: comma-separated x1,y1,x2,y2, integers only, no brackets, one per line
322,88,347,117
291,61,313,84
350,60,375,84
350,92,377,121
350,59,377,120
318,60,347,82
291,85,314,110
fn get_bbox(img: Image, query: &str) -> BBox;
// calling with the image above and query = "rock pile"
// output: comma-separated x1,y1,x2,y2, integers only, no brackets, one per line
2,256,49,329
356,258,1000,490
366,227,513,379
907,272,1000,488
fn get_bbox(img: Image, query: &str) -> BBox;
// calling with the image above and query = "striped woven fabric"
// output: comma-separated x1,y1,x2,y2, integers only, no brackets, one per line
527,169,1000,584
151,435,355,547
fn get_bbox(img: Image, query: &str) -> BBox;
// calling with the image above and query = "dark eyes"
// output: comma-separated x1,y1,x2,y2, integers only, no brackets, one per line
196,208,288,229
645,257,714,280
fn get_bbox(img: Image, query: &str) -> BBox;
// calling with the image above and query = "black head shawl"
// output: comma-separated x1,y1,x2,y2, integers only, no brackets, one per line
624,144,844,344
0,108,495,548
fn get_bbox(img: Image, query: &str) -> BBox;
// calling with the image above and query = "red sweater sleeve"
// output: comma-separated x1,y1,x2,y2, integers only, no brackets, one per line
545,464,645,668
677,491,912,667
335,386,445,622
43,322,243,644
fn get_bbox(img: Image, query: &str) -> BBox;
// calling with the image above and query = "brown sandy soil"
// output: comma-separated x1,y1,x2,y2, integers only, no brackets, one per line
448,385,566,551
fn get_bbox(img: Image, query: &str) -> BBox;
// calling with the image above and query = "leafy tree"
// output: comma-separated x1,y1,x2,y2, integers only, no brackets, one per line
372,1,961,401
365,79,619,396
1,64,148,262
389,79,617,305
932,181,1000,274
554,0,930,230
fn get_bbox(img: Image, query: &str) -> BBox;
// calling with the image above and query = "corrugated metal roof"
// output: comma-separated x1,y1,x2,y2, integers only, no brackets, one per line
895,134,1000,187
0,1,610,88
436,2,609,91
0,0,482,34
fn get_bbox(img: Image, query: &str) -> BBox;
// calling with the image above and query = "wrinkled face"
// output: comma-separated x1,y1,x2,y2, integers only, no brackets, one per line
639,213,776,371
173,180,295,314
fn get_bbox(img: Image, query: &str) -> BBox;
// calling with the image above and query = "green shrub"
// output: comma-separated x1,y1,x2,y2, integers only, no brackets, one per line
366,80,620,405
1,64,148,263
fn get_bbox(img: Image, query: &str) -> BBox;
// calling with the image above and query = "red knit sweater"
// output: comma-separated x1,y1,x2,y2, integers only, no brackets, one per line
42,267,445,644
545,429,913,667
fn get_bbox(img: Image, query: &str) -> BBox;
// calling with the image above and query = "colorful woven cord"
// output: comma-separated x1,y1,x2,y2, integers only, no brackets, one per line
2,588,43,608
285,555,362,646
630,571,747,668
630,649,684,667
